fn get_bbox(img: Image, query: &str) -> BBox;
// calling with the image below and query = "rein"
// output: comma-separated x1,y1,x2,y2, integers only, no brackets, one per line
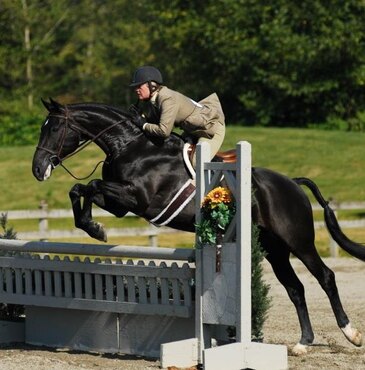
37,110,126,180
59,159,106,181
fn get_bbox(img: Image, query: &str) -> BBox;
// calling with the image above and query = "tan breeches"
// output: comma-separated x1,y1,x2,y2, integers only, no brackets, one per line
192,123,226,167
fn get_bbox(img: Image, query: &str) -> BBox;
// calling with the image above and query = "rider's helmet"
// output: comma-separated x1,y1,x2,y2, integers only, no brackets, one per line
129,66,163,87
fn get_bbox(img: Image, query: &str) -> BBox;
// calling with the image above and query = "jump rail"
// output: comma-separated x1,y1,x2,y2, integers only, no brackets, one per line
0,206,164,246
0,239,195,261
0,240,196,357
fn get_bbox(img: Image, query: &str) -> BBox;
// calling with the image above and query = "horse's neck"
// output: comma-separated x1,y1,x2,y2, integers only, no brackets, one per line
78,111,137,157
74,108,186,172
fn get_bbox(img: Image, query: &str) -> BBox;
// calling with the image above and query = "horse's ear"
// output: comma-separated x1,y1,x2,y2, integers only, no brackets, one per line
49,97,64,112
41,97,64,113
41,98,52,112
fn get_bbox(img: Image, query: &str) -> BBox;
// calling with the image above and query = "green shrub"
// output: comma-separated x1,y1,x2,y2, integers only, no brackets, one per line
0,113,42,146
251,223,271,341
0,213,24,321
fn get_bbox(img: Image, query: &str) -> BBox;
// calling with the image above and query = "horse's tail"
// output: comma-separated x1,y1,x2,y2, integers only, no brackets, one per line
293,177,365,261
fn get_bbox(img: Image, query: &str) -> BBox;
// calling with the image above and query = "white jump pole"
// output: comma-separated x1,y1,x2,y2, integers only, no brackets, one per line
236,141,252,344
203,142,287,370
195,142,212,362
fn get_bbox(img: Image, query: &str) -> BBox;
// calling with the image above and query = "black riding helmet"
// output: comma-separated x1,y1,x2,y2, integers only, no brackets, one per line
129,66,163,87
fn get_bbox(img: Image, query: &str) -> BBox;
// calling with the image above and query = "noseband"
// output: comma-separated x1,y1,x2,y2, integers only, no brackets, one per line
37,108,125,180
36,112,73,168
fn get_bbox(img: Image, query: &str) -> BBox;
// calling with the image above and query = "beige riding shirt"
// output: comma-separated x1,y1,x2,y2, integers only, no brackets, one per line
142,86,225,139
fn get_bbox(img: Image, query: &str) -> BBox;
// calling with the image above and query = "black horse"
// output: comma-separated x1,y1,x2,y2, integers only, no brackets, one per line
32,98,364,355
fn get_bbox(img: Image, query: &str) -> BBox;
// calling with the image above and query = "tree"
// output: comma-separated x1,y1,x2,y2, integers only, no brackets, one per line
0,0,73,111
0,0,151,145
146,0,365,127
1,0,365,139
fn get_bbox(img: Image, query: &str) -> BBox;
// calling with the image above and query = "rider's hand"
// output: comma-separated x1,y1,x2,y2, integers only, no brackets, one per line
128,104,141,116
128,105,146,129
133,114,146,129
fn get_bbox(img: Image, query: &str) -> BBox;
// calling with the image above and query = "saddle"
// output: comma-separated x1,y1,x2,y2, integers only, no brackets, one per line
187,145,237,164
215,149,237,163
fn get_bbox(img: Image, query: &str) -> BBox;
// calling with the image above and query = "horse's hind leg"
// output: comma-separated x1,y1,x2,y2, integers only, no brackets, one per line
297,249,362,348
262,232,315,355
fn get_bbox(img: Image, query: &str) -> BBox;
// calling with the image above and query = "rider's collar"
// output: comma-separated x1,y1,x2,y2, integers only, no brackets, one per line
150,90,159,105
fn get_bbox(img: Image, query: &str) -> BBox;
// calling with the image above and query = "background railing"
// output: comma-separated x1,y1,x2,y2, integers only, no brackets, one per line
1,201,365,256
0,201,180,247
311,201,365,257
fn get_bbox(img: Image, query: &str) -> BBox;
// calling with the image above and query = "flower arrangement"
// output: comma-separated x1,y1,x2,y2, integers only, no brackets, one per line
196,186,236,245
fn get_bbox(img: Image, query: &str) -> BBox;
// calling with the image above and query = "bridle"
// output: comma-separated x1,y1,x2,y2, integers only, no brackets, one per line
37,109,126,180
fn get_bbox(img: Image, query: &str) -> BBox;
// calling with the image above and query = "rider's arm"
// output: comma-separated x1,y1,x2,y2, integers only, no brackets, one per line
143,93,178,138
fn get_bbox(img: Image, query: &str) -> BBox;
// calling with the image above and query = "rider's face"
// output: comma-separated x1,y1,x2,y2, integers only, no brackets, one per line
135,83,150,100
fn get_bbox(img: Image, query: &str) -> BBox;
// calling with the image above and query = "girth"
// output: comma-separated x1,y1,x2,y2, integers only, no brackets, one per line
149,179,196,227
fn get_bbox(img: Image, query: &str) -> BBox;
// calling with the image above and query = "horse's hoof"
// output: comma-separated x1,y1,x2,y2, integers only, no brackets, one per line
342,323,362,347
291,343,308,356
89,222,107,242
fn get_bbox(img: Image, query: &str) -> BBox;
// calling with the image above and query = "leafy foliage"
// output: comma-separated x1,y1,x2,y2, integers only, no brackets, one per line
0,213,17,241
1,0,365,145
147,0,365,126
251,223,271,340
196,187,235,245
196,187,270,339
0,214,24,321
0,112,43,146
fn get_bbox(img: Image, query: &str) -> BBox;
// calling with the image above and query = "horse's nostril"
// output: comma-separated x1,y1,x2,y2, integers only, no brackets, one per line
33,166,42,180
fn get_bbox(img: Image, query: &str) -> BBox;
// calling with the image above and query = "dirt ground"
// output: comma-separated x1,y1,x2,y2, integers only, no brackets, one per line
0,257,364,369
263,257,365,370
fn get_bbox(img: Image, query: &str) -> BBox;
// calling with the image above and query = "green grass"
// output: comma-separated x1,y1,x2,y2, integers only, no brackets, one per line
1,126,364,210
222,127,365,202
0,126,364,253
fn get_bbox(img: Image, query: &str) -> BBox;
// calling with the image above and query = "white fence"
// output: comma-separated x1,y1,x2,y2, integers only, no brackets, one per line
1,200,364,255
312,201,365,228
312,201,365,257
0,202,180,247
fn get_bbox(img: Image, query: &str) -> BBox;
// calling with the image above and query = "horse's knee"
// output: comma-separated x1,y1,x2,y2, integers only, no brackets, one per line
69,183,83,199
69,180,101,200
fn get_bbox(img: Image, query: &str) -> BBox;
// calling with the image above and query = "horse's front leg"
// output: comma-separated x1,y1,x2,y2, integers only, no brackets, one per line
69,182,107,242
69,180,130,242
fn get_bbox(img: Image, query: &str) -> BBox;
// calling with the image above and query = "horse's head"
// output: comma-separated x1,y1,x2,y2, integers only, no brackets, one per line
32,98,82,181
33,98,187,183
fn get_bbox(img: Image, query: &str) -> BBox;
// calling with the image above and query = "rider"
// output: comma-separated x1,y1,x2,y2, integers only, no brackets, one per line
129,66,225,166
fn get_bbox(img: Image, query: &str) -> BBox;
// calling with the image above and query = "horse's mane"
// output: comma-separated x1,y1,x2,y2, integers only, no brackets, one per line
69,102,132,119
67,102,185,148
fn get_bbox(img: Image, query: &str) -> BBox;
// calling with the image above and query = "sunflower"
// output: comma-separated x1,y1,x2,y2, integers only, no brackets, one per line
203,187,232,207
197,186,236,245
